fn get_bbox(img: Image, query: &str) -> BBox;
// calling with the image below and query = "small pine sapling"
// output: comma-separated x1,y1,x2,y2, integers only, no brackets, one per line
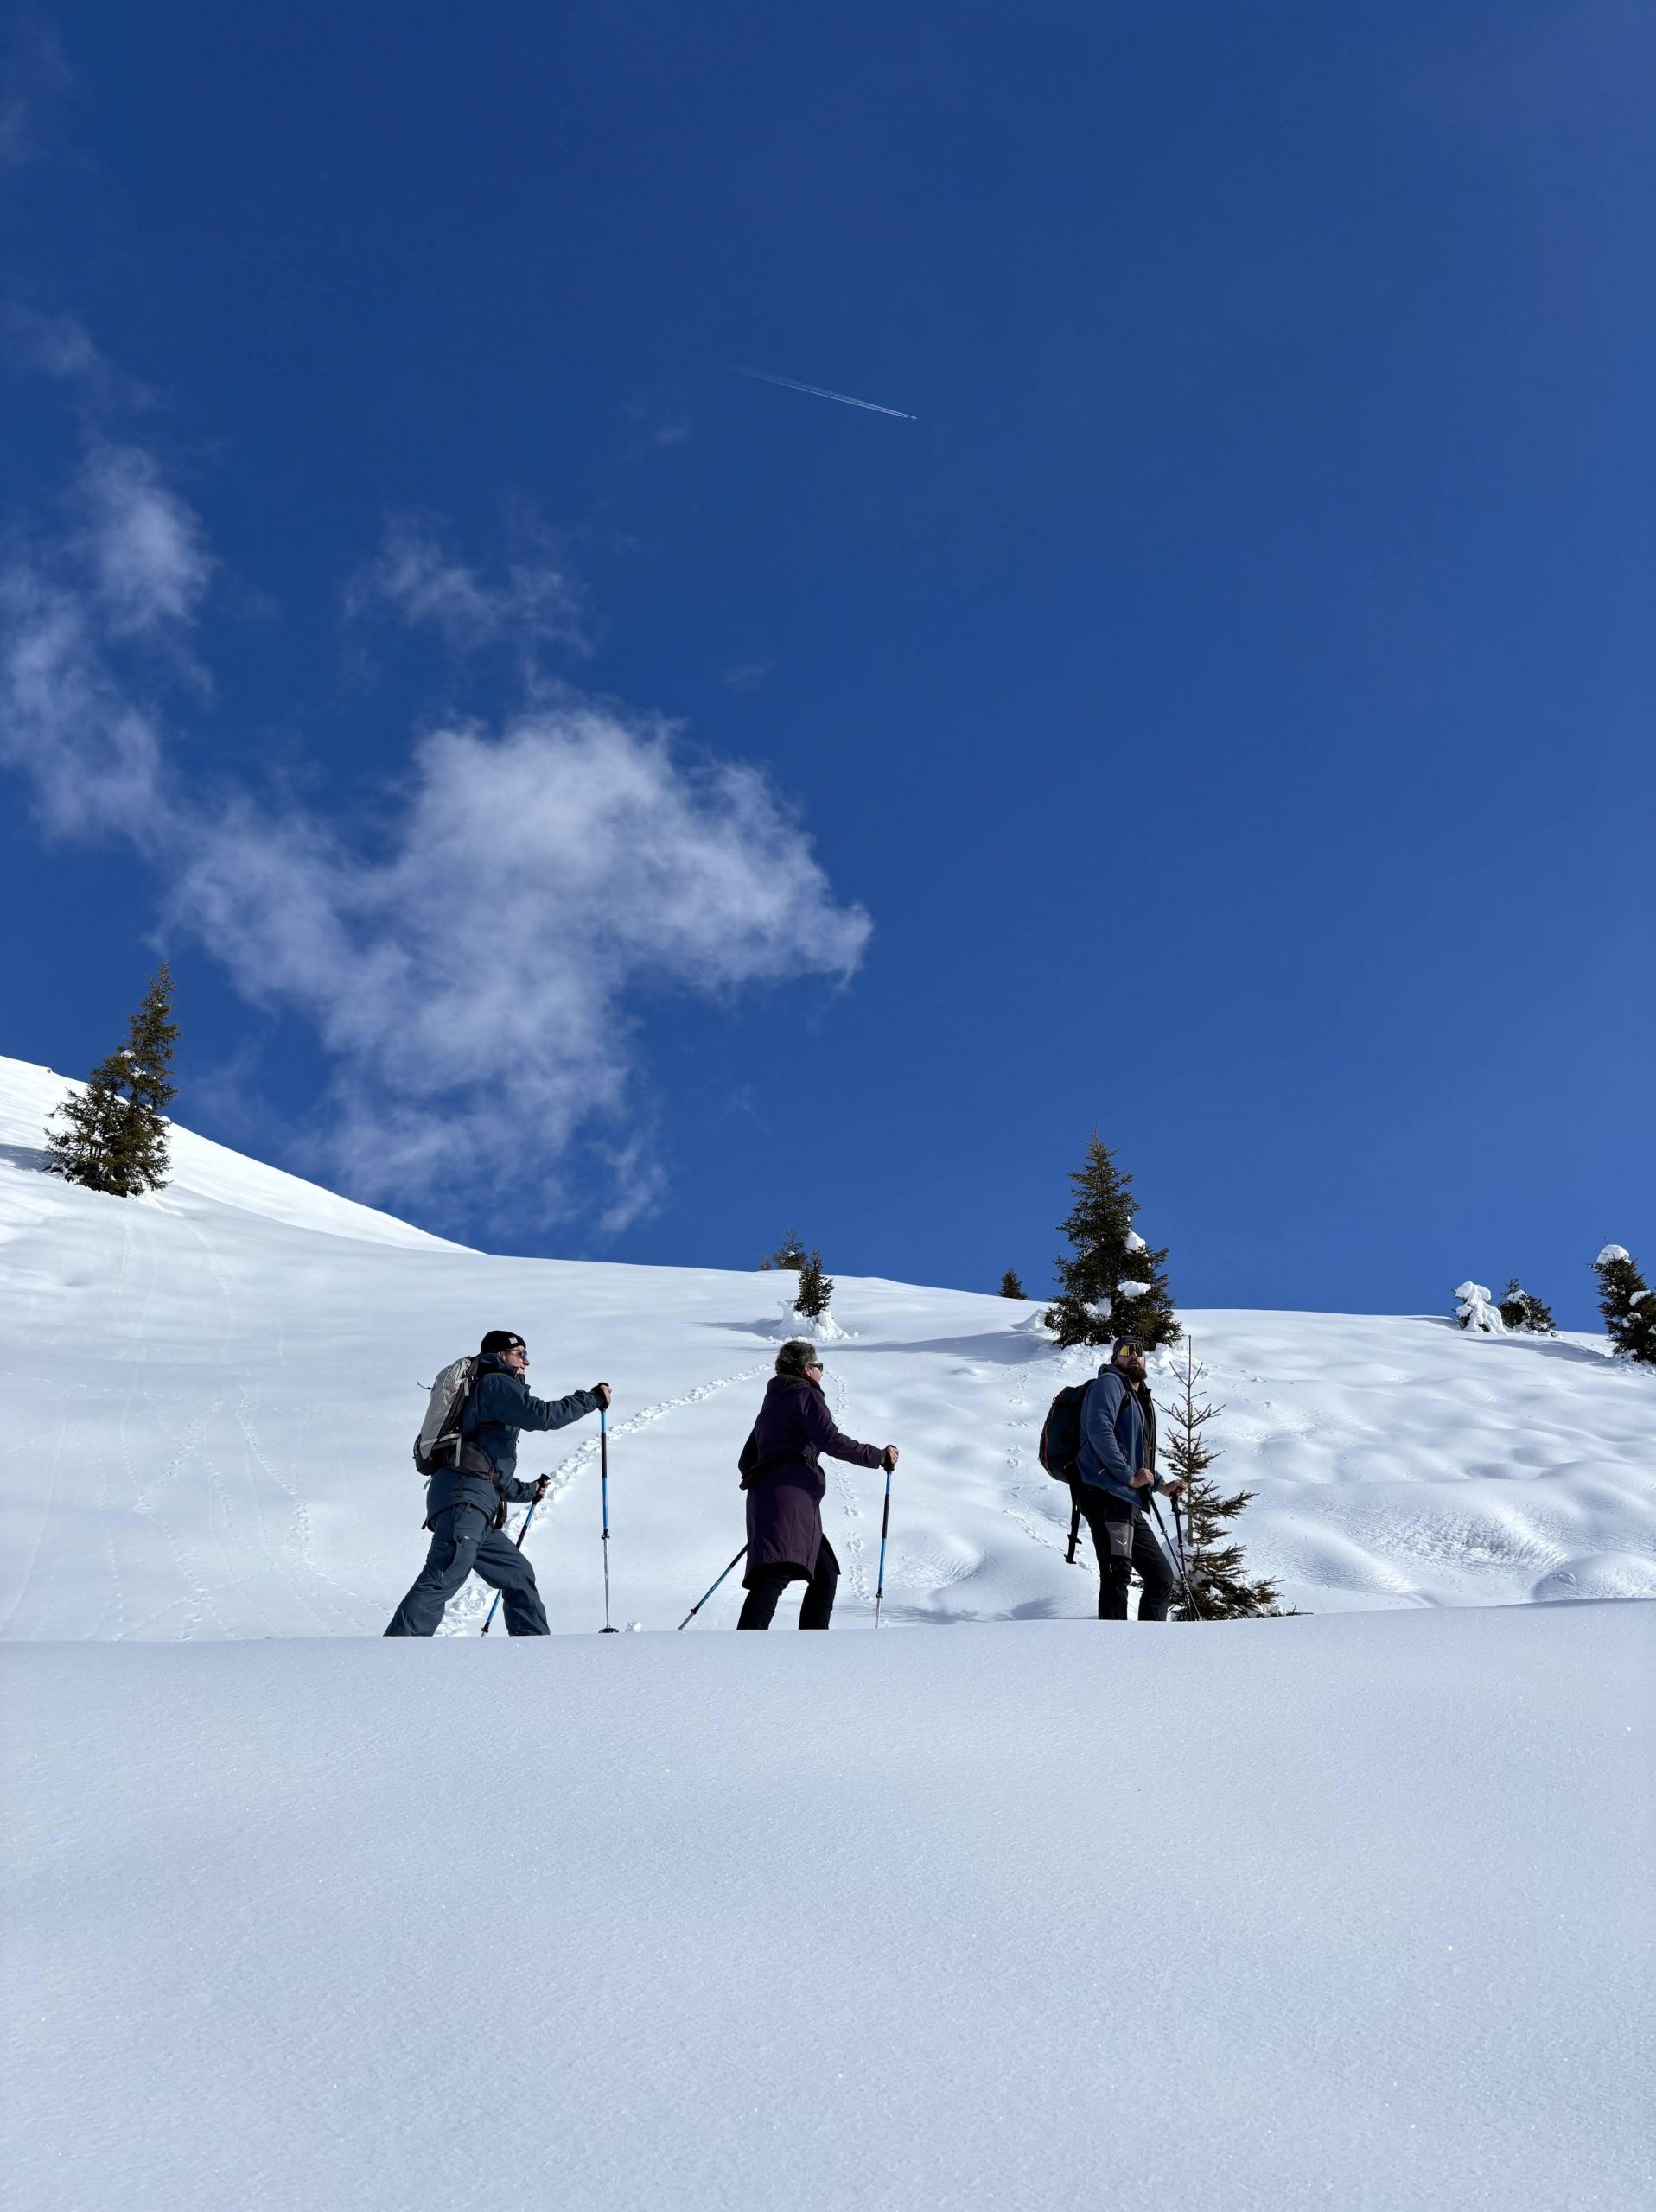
1157,1338,1283,1619
998,1269,1027,1300
793,1249,834,1320
771,1229,806,1272
46,965,180,1198
1593,1246,1656,1367
1498,1278,1557,1334
1044,1132,1179,1351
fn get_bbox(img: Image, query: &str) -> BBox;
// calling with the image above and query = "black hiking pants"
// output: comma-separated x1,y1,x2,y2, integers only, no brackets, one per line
384,1503,550,1637
1071,1486,1175,1622
737,1537,840,1630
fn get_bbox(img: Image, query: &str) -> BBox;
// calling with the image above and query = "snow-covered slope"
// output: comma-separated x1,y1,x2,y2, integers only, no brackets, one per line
5,1054,1653,2211
6,1606,1652,2211
1,1052,1653,1637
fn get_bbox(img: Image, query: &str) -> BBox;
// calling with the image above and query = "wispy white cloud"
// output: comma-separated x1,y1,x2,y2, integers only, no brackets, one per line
0,440,209,838
0,20,70,170
3,307,156,410
343,509,589,660
167,702,869,1218
0,401,871,1231
723,658,772,693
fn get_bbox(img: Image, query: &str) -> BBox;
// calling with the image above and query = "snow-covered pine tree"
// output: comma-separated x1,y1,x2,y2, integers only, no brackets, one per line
1499,1278,1557,1334
998,1269,1026,1299
1156,1338,1282,1619
1454,1281,1504,1333
46,965,179,1197
793,1249,834,1320
1044,1132,1178,1350
771,1230,806,1272
1593,1246,1656,1367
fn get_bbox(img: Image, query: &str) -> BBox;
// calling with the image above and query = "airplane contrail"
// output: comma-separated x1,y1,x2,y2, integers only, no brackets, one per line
710,358,917,421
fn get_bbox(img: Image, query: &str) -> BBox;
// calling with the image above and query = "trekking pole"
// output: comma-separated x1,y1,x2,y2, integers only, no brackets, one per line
1171,1495,1206,1621
480,1494,541,1637
598,1408,618,1633
677,1546,747,1630
873,1452,895,1629
1147,1491,1204,1621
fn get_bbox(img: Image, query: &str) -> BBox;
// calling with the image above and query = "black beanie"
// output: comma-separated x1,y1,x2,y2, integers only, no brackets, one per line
480,1330,527,1356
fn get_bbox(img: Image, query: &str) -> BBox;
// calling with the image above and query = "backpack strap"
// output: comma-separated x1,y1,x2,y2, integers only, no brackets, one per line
1065,1494,1081,1566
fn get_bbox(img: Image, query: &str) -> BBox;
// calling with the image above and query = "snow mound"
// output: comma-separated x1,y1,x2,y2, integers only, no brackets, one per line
770,1300,854,1344
1532,1551,1656,1602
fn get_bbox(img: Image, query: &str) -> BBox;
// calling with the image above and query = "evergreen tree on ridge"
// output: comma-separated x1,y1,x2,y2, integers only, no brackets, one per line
46,966,180,1198
1044,1131,1178,1351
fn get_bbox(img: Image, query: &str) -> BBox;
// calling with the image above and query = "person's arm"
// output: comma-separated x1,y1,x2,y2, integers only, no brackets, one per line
1080,1373,1138,1488
500,1375,608,1433
799,1388,885,1471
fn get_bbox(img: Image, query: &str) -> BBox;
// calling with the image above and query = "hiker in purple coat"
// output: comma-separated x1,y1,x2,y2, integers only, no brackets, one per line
736,1339,899,1630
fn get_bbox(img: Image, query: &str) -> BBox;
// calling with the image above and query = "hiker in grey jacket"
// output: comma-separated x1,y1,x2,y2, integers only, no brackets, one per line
1073,1336,1184,1621
385,1331,611,1637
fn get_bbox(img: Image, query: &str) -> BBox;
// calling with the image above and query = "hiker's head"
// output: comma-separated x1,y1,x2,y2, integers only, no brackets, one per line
481,1330,530,1373
776,1338,824,1382
1111,1336,1147,1379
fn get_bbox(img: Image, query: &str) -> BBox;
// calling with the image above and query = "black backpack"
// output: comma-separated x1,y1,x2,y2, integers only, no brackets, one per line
1038,1380,1092,1483
1039,1379,1093,1567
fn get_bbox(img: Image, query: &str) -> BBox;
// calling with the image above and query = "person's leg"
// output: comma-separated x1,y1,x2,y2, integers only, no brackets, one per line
384,1505,487,1636
1075,1490,1135,1620
797,1536,839,1630
473,1525,551,1636
1131,1513,1176,1622
738,1568,789,1630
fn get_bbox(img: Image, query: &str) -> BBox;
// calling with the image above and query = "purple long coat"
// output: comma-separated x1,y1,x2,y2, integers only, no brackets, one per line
738,1375,884,1585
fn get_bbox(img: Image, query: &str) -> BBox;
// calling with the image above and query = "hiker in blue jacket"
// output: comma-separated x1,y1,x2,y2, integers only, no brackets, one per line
1073,1335,1184,1621
385,1331,611,1637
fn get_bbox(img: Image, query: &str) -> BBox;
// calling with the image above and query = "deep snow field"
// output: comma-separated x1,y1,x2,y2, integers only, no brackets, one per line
3,1051,1653,2209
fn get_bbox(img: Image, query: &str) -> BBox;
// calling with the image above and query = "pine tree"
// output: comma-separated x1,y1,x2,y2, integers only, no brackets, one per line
998,1269,1026,1300
1043,1132,1178,1350
1593,1246,1656,1367
46,965,179,1198
1498,1278,1557,1334
1157,1338,1282,1620
793,1249,834,1320
771,1229,806,1272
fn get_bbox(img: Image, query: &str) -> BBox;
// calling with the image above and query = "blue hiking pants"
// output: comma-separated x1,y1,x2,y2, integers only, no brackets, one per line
384,1503,550,1637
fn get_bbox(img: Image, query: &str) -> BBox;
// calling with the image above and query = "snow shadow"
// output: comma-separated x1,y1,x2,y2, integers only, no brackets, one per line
842,1331,1065,1369
0,1141,51,1175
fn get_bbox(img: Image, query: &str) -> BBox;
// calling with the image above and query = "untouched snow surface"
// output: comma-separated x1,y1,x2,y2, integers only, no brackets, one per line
7,1606,1653,2211
2,1052,1653,1636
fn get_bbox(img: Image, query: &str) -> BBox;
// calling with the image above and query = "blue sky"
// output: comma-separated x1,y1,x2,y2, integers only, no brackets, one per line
1,1,1650,1324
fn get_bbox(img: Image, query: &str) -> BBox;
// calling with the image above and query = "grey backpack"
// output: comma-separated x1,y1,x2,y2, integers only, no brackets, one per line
413,1356,479,1476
